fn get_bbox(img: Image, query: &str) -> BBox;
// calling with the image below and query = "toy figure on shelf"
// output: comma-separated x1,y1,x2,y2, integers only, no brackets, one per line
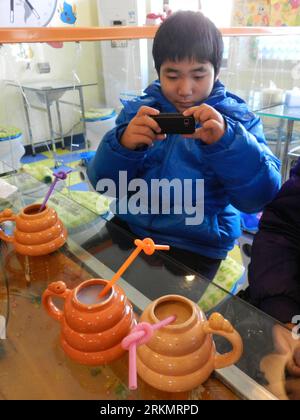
59,1,77,25
146,4,172,25
146,12,163,25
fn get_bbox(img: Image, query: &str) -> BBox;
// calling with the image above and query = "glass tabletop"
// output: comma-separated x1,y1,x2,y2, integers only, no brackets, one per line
0,172,297,400
257,104,300,121
230,89,284,113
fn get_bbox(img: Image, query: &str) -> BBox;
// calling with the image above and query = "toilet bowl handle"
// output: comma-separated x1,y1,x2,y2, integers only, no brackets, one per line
42,281,70,322
203,312,243,370
0,209,16,243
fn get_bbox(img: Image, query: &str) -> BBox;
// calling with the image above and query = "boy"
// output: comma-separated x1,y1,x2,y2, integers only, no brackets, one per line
87,11,281,280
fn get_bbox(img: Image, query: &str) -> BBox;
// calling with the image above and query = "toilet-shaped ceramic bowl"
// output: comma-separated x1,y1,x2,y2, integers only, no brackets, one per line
136,294,243,392
0,204,67,256
42,278,135,365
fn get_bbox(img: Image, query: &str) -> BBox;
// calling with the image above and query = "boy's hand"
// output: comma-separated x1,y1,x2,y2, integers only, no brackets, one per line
121,106,166,150
183,104,226,144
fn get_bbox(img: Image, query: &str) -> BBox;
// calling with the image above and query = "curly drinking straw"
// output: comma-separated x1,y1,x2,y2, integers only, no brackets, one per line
122,315,177,390
39,170,71,212
98,238,170,298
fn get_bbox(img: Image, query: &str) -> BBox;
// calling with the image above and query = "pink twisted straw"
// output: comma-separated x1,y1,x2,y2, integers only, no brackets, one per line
121,315,176,390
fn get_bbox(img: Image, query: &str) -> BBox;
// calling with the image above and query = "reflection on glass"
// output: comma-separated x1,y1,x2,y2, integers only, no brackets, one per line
0,32,300,399
0,172,298,399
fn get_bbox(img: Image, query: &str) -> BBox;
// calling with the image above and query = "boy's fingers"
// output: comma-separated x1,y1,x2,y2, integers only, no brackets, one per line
134,125,158,139
135,139,153,148
195,110,213,124
184,105,221,125
136,135,155,144
202,119,220,130
183,104,211,116
135,129,166,141
185,127,206,139
134,115,162,133
136,106,160,117
186,119,218,135
182,106,200,116
136,134,166,148
136,136,166,145
156,134,167,140
183,108,209,124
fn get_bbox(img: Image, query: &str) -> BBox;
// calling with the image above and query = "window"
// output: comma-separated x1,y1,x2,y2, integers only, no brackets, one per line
167,0,233,27
168,0,199,12
255,36,300,61
200,0,233,27
167,0,232,62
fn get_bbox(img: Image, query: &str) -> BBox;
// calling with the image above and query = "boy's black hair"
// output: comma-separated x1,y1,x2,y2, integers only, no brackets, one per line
152,11,224,79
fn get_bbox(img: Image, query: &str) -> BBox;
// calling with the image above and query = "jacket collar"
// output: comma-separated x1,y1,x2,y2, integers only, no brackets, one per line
122,79,249,117
144,79,248,110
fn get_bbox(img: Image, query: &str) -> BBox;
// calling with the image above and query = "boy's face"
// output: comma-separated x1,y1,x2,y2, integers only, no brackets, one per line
159,59,216,113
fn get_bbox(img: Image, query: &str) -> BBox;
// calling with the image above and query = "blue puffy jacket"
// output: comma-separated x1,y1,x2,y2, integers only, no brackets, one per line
87,80,281,259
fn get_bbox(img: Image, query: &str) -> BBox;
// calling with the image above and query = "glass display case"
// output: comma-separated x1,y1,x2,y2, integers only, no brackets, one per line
0,171,293,400
0,26,300,400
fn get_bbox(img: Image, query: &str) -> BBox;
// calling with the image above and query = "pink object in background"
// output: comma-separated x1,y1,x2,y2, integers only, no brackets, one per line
46,42,64,49
146,12,163,25
146,6,172,25
122,315,177,390
290,0,300,10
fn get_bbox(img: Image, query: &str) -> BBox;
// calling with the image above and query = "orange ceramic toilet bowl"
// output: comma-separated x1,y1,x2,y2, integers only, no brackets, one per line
0,204,67,256
136,294,243,392
42,278,135,365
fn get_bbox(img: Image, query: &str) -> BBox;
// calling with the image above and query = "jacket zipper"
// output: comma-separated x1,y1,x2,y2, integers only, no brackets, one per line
148,134,177,229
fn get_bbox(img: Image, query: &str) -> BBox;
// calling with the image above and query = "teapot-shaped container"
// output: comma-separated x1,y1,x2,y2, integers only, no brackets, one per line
43,278,135,365
43,238,169,365
0,204,67,256
136,294,243,392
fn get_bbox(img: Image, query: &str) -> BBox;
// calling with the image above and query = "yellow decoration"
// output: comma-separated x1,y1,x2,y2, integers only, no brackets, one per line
232,0,300,26
270,0,300,26
233,0,270,26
